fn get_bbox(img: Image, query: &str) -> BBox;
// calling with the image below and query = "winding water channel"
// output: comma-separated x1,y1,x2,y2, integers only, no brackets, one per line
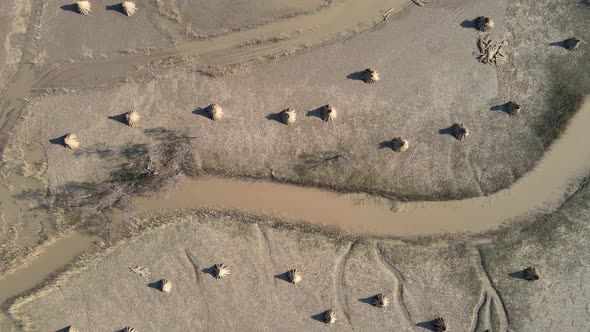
1,97,588,327
0,0,588,328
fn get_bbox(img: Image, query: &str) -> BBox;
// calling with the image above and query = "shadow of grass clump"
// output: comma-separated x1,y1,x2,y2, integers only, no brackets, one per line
59,4,79,14
49,134,69,147
106,4,126,15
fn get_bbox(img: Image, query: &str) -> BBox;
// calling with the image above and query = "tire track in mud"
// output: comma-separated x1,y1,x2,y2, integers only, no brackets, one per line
470,248,509,332
183,248,210,330
334,240,356,326
375,243,413,325
184,249,201,284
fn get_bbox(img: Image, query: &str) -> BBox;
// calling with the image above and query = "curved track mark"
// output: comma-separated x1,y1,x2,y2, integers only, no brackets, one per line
375,243,413,325
471,248,509,332
334,241,355,326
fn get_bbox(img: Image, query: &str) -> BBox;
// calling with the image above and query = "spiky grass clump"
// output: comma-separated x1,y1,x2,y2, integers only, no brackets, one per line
280,108,297,125
320,104,337,122
372,293,390,308
475,16,494,32
523,267,539,281
324,309,337,324
361,68,379,84
76,1,91,15
123,327,137,332
452,123,469,141
564,37,580,51
288,269,302,284
433,317,448,332
64,133,80,149
122,1,137,16
391,137,409,152
207,103,224,121
125,110,140,127
506,101,520,116
214,263,230,279
160,278,172,293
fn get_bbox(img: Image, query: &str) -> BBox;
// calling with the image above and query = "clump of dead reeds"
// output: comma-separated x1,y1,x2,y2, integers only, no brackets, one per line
280,108,297,125
122,2,137,16
452,123,469,141
361,68,380,84
320,104,337,122
64,133,80,149
474,16,494,32
76,1,91,15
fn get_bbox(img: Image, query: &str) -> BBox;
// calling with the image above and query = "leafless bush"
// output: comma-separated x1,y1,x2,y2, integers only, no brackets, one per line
55,129,199,223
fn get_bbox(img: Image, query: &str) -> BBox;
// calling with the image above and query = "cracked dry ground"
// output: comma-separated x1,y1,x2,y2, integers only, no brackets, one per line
10,176,590,332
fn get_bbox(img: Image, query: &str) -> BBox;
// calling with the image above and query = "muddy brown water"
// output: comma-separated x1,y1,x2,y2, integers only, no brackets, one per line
0,233,97,305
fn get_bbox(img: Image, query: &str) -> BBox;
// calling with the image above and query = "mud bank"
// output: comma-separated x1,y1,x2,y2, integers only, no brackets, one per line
9,176,589,331
129,97,590,235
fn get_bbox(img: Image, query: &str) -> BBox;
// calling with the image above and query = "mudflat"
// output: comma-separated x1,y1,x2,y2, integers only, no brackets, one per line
9,178,589,331
0,0,589,330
